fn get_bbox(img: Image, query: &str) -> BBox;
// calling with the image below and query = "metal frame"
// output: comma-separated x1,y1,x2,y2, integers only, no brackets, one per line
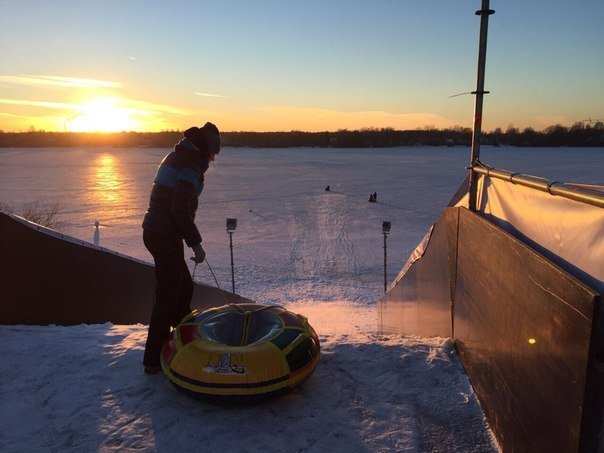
466,1,603,211
473,164,604,209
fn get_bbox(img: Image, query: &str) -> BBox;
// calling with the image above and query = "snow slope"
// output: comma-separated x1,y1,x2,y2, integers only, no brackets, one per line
1,308,497,452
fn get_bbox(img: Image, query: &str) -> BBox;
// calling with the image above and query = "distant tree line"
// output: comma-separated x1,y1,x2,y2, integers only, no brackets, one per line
1,122,603,148
0,130,183,148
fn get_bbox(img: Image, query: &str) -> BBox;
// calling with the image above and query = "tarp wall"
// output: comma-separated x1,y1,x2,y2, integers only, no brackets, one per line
477,176,604,293
378,176,603,452
455,208,601,452
378,208,457,337
0,213,250,325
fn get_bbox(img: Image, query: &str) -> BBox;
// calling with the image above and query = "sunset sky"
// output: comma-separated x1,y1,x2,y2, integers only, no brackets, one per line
1,0,602,133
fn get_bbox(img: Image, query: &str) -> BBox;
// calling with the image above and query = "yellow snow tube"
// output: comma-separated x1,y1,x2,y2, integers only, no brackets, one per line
161,303,320,402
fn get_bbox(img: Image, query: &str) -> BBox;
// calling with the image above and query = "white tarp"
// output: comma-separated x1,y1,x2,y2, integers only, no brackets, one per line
390,174,603,293
476,175,604,289
390,224,434,290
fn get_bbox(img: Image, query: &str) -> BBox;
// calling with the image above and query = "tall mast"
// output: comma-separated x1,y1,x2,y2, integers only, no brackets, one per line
468,0,495,212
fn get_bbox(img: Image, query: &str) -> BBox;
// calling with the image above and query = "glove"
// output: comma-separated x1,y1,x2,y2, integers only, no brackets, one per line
191,243,206,263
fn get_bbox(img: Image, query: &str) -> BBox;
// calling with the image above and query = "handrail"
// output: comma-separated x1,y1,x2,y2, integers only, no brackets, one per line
472,164,604,209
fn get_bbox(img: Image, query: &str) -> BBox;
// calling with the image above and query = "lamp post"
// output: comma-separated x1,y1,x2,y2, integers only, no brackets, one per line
226,218,237,293
382,221,391,293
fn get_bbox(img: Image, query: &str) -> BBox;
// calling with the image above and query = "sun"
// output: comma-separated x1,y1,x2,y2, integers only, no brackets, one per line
66,98,141,132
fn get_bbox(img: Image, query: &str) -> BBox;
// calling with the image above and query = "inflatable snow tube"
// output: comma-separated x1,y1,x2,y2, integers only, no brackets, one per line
160,303,320,402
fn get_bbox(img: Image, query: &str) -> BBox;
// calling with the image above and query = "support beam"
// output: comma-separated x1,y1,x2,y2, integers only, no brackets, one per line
468,0,495,211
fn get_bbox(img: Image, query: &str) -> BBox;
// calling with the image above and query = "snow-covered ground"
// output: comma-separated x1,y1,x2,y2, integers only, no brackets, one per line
1,307,497,452
1,146,602,451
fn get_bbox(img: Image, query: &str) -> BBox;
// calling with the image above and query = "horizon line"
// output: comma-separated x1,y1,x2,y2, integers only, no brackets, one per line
1,123,598,135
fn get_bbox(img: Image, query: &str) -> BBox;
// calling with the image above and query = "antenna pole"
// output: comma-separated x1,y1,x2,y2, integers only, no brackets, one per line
468,0,494,211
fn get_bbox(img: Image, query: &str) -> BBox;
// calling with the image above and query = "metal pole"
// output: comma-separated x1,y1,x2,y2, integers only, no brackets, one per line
468,0,495,211
472,165,604,209
383,232,388,293
229,231,235,293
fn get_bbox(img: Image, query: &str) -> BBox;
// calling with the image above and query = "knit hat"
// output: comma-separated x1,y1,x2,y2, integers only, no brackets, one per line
201,122,220,154
183,122,221,155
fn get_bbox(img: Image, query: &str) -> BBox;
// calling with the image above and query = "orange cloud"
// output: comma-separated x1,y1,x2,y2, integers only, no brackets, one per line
0,98,75,110
194,92,229,99
249,106,457,131
0,75,121,88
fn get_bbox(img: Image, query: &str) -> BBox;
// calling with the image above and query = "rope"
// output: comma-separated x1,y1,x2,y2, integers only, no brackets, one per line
191,259,221,290
205,258,221,290
227,303,283,314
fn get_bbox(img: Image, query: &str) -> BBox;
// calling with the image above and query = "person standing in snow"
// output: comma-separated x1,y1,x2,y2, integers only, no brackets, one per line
141,122,220,374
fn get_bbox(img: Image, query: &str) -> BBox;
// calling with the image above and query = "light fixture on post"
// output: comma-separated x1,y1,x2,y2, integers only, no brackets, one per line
226,218,237,293
382,221,391,293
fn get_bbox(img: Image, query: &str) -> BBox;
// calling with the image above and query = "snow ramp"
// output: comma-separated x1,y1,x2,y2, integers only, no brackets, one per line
379,172,604,452
0,212,251,325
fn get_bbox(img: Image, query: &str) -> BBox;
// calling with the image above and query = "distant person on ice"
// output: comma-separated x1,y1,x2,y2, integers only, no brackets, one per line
141,122,220,374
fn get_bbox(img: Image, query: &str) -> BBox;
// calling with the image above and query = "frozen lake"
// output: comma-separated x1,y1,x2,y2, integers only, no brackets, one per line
1,146,602,305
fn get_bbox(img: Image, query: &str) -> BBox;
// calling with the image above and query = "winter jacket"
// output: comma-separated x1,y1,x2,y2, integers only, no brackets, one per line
142,138,210,246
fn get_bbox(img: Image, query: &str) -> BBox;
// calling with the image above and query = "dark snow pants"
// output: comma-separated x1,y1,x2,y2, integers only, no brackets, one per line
143,229,193,367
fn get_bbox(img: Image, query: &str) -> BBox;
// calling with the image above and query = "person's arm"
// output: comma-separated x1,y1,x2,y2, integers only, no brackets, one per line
171,169,202,247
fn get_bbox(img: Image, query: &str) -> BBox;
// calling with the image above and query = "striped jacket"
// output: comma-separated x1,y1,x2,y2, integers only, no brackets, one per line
142,139,209,246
